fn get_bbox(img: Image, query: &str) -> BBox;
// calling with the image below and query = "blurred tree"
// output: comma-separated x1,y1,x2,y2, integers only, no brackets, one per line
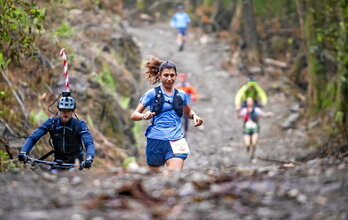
241,0,259,64
302,0,348,139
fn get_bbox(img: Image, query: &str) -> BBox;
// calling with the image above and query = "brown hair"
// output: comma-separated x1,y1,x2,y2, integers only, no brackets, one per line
144,57,162,84
144,57,177,84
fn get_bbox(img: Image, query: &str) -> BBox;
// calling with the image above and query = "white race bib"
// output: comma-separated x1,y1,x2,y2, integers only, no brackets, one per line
245,120,257,129
170,138,190,154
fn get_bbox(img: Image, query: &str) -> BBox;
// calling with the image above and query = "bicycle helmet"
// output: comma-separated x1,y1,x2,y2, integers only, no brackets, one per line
247,76,257,86
177,5,184,10
57,96,76,110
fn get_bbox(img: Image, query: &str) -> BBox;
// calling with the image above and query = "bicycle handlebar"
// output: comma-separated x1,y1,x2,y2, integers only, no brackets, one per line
27,157,83,170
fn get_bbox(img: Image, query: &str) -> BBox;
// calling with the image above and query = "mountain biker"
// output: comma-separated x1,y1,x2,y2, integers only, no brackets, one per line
130,57,204,171
238,97,273,160
175,73,199,134
18,94,96,169
234,76,267,113
170,5,191,51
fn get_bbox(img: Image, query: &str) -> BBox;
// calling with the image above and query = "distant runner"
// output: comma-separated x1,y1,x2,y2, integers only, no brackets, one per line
238,97,273,161
170,5,191,51
131,58,204,171
235,76,267,113
175,73,199,134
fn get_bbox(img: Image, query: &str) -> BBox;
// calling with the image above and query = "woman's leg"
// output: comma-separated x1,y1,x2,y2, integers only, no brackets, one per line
243,134,251,152
250,133,259,159
166,158,184,171
148,165,163,172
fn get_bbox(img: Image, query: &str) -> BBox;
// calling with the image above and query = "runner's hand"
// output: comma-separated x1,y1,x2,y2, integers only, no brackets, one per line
193,114,203,127
142,111,155,120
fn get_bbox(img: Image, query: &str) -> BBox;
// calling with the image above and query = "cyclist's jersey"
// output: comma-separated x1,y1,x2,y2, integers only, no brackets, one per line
21,117,96,159
170,12,191,28
140,86,189,141
235,84,267,106
175,82,199,104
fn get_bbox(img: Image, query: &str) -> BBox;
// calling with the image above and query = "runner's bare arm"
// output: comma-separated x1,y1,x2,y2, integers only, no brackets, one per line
131,103,155,121
184,105,203,127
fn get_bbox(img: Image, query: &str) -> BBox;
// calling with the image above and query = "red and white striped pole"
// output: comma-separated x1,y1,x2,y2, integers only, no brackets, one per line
59,48,70,92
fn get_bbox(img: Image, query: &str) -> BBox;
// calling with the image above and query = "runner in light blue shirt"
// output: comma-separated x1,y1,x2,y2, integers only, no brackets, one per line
131,58,204,171
140,86,189,140
170,5,191,51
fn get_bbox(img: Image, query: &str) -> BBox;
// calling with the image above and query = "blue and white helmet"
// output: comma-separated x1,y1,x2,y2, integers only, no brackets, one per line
57,96,76,110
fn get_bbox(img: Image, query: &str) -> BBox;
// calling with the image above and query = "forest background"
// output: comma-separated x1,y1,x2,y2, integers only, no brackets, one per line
0,0,347,169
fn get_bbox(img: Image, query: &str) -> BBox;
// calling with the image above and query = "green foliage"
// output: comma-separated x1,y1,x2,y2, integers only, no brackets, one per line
122,156,136,167
86,114,94,128
132,121,143,148
203,0,213,6
29,109,48,125
253,0,296,18
136,0,146,10
120,97,130,109
0,0,46,61
0,52,11,69
335,111,344,124
53,21,75,38
94,64,117,92
304,0,348,137
0,150,17,172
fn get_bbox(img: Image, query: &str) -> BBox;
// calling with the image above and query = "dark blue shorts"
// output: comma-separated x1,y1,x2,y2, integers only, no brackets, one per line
146,138,188,166
176,27,187,36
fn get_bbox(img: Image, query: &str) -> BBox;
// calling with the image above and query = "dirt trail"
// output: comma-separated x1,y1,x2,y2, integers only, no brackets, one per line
1,22,347,220
127,23,308,170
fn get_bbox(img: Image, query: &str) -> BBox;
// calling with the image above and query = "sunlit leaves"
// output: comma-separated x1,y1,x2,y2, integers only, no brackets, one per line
0,0,46,62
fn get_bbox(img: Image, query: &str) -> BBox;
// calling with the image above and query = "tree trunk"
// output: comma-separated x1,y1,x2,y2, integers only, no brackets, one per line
241,0,259,64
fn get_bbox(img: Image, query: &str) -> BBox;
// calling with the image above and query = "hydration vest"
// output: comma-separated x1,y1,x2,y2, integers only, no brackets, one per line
244,107,258,123
48,118,83,156
153,86,183,117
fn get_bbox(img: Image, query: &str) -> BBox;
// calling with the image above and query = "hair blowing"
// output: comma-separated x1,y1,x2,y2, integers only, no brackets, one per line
144,57,177,84
144,57,162,84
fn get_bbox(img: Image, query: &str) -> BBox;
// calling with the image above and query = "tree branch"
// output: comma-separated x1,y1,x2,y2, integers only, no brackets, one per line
0,69,28,120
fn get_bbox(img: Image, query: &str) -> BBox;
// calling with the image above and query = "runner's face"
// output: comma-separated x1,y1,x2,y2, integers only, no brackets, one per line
60,110,74,123
160,68,177,88
178,75,186,83
246,98,254,107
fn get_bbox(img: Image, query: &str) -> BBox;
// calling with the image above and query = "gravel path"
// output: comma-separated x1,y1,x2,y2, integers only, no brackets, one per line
127,23,309,170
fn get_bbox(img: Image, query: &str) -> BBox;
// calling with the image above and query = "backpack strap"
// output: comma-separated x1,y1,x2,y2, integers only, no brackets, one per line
173,88,183,117
151,87,184,125
153,86,164,116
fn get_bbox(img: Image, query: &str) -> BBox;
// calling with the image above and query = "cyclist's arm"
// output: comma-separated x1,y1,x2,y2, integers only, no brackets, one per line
79,120,96,159
20,119,51,154
235,86,247,106
255,85,267,106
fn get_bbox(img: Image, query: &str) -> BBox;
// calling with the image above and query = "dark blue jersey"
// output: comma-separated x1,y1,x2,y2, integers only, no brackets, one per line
21,117,95,160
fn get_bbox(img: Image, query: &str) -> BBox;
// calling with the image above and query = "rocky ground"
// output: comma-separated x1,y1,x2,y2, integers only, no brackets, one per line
0,23,347,220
